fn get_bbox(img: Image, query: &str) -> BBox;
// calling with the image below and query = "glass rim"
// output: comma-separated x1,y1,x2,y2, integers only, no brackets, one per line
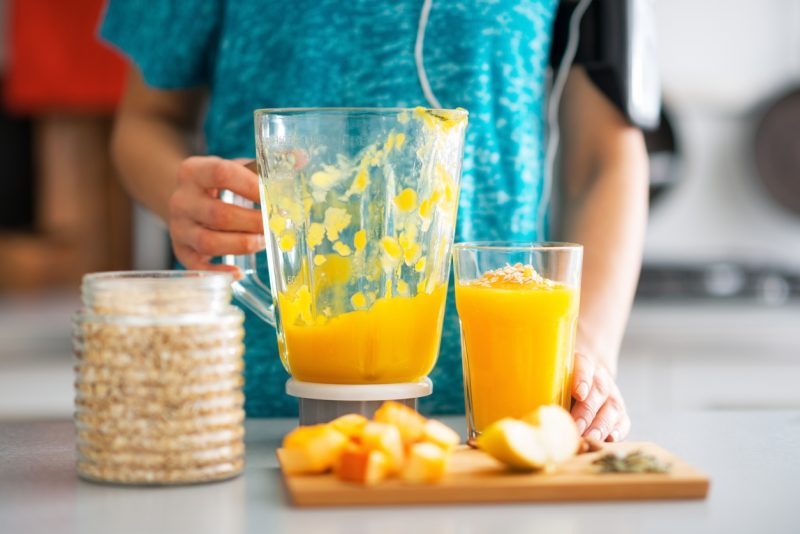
453,241,583,252
254,107,468,118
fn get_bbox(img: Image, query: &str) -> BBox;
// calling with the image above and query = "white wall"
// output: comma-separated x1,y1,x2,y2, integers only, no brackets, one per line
644,0,800,266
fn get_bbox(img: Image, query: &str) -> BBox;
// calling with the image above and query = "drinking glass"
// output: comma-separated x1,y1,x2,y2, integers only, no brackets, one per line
453,242,582,439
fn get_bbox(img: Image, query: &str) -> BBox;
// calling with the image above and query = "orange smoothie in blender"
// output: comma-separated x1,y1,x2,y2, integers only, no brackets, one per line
456,264,580,433
279,284,447,384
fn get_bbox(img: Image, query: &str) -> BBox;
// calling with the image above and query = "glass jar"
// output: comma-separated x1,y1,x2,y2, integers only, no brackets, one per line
73,271,245,485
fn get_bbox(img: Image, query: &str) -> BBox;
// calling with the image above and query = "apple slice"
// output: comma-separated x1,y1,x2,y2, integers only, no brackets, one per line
373,401,426,444
360,421,405,473
402,442,448,483
330,413,368,439
280,424,348,474
422,419,461,452
476,418,548,471
335,445,390,485
522,405,581,464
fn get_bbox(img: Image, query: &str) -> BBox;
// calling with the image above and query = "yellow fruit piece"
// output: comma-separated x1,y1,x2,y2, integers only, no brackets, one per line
385,278,393,298
476,418,547,471
383,133,395,153
403,243,421,266
521,405,580,464
397,280,409,295
361,422,405,473
281,285,313,326
329,414,368,439
436,164,456,204
422,419,461,452
280,424,348,475
350,292,367,308
351,165,370,194
323,207,351,241
402,442,448,483
307,222,325,248
313,254,351,287
313,254,327,266
395,133,406,148
311,170,337,189
332,241,352,256
354,229,367,252
394,188,418,212
335,446,389,486
279,232,296,252
381,236,402,260
418,198,433,220
279,198,304,223
413,106,468,132
373,401,426,445
416,278,428,294
268,212,286,235
414,257,426,273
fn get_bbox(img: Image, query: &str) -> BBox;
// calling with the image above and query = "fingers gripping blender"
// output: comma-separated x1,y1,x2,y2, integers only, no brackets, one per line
225,108,467,424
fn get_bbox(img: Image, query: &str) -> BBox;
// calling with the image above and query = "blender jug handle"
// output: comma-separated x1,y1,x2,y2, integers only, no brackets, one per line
220,189,276,327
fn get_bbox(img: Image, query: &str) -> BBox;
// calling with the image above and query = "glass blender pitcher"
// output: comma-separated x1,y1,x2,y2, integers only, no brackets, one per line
225,108,467,423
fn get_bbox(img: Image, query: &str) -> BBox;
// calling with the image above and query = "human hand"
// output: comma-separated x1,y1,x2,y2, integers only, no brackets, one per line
570,352,630,442
169,156,265,275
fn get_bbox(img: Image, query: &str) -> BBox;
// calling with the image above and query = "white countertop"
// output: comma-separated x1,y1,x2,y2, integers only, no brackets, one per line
2,411,799,534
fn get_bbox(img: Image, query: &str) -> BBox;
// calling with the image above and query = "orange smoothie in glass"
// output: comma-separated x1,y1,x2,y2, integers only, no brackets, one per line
456,264,580,433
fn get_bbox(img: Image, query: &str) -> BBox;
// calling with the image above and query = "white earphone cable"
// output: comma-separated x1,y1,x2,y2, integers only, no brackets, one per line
415,0,443,109
415,0,593,235
539,0,593,233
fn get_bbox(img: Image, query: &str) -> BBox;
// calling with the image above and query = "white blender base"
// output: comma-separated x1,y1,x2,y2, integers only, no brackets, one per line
286,378,433,425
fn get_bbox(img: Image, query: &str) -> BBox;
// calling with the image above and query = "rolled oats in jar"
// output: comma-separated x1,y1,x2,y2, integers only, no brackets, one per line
73,271,245,485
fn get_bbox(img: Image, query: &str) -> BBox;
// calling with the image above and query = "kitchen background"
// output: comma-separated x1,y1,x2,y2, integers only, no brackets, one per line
1,0,798,419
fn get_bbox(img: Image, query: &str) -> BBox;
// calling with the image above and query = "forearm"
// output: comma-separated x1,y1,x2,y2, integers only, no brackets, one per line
562,131,649,374
111,112,192,222
110,70,205,222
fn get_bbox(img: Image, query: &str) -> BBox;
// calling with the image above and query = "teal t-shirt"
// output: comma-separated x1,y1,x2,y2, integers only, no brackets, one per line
101,0,559,416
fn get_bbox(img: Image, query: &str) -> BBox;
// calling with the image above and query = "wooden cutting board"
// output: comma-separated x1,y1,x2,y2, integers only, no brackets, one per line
278,442,710,507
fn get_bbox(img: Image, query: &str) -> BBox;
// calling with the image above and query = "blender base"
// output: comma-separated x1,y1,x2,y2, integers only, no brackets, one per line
286,378,433,425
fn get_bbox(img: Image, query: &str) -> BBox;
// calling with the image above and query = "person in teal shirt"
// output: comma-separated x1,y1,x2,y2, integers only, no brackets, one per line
103,0,647,443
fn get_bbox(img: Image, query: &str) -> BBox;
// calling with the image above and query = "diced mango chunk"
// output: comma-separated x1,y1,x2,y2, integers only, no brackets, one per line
336,446,389,485
422,419,461,452
281,424,348,474
330,414,368,439
361,422,405,474
373,401,426,445
279,402,464,486
402,442,448,483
